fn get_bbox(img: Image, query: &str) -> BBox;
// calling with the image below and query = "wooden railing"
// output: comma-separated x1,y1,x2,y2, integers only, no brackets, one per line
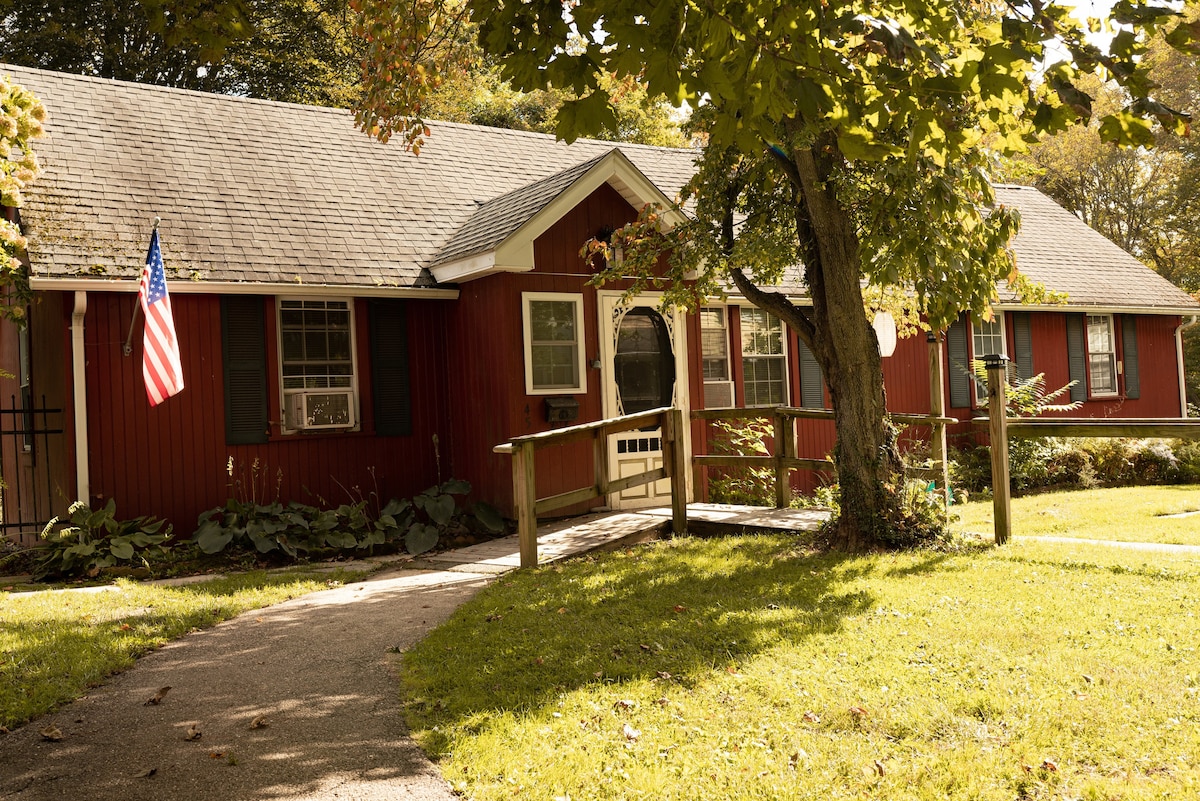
693,406,957,507
493,407,688,568
976,355,1200,544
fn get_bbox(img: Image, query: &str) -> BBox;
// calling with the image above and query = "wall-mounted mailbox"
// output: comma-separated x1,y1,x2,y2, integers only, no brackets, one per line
545,396,580,423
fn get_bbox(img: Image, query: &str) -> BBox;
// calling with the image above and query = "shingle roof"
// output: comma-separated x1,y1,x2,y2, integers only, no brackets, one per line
725,187,1199,313
5,64,697,289
432,151,611,267
993,184,1198,311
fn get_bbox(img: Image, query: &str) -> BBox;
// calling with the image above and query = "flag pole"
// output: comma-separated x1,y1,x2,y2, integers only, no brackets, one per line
122,216,160,357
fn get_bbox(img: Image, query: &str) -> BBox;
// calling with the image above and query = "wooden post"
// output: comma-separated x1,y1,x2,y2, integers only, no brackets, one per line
773,409,792,508
512,440,539,567
593,428,610,499
984,354,1012,545
927,332,951,507
665,408,688,537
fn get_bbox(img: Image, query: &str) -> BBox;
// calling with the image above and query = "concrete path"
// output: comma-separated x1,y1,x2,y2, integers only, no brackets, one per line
0,566,491,801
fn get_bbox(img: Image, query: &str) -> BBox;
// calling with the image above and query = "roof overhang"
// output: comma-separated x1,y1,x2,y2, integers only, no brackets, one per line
28,277,461,299
430,149,689,284
993,302,1200,316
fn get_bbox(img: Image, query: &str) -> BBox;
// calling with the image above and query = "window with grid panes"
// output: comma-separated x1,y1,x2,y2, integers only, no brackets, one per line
740,307,787,406
971,314,1006,402
1087,314,1118,395
278,299,356,428
523,293,586,393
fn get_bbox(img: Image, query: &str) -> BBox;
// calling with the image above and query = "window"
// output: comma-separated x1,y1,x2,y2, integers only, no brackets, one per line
700,307,734,407
1087,314,1118,395
740,307,787,406
523,293,586,394
278,299,357,430
971,314,1006,403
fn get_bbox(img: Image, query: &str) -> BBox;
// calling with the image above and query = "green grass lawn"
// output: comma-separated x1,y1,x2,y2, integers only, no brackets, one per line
401,536,1200,800
0,568,367,729
953,484,1200,545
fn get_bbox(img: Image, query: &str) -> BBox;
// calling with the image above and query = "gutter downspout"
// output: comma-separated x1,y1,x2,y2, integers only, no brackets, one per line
71,291,89,502
1177,315,1197,419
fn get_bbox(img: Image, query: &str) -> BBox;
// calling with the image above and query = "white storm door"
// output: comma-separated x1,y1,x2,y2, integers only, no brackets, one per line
598,292,691,509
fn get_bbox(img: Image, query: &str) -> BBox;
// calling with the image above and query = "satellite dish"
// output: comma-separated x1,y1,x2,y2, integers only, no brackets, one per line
873,312,897,358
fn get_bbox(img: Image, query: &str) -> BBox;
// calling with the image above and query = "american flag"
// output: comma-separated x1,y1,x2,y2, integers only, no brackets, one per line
138,228,184,406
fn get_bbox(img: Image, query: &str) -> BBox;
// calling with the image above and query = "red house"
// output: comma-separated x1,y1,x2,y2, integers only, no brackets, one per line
2,65,1196,541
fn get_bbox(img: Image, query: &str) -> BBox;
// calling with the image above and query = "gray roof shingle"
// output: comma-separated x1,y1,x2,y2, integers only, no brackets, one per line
5,64,697,289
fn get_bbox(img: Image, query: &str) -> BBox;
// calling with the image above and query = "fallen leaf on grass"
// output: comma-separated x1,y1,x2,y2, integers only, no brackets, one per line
144,686,172,706
673,605,688,613
656,671,672,680
623,723,641,741
557,607,567,614
118,624,132,631
848,706,869,718
803,711,821,723
874,760,886,777
39,725,63,742
1042,759,1058,772
614,699,635,710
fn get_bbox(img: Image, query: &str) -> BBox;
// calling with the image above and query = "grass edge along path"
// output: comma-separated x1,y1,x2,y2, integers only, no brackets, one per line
401,535,1200,801
951,484,1200,545
0,567,370,730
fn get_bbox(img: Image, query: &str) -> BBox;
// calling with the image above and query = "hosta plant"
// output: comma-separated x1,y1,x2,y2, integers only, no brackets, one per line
36,499,171,579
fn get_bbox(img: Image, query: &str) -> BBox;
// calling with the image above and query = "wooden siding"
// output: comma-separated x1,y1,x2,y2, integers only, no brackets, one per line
80,292,452,534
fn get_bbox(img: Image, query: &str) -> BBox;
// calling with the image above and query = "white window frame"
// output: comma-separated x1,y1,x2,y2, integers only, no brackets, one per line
700,305,731,382
970,312,1007,406
1086,313,1119,397
739,305,789,407
522,292,587,396
276,297,360,434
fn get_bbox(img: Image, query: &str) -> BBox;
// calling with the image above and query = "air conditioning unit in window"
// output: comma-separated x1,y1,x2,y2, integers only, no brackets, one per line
285,390,356,431
703,380,735,409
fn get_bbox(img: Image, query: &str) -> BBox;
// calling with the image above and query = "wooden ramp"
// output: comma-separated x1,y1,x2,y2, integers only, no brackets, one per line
412,504,831,574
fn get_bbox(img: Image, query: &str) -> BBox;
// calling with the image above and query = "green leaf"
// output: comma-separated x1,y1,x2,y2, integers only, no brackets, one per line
194,519,235,554
440,479,471,495
472,502,506,534
108,538,135,561
405,523,439,556
423,494,457,526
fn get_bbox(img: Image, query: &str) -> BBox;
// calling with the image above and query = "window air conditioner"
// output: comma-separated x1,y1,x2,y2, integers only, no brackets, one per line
703,380,735,409
285,390,356,431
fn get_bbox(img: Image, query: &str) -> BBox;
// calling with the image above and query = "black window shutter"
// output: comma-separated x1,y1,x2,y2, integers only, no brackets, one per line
221,296,269,445
1122,315,1140,399
946,315,971,409
1066,314,1087,403
1012,312,1034,381
370,300,412,437
797,337,824,409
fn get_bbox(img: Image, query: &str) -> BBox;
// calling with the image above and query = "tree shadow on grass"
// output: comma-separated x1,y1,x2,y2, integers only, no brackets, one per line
401,535,880,753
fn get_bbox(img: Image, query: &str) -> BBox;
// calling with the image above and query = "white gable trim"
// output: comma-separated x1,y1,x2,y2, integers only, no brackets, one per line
430,149,689,284
29,277,461,299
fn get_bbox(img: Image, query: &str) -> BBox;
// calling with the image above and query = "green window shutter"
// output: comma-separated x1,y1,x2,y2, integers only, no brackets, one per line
1122,315,1140,399
1012,312,1034,381
946,315,971,409
370,300,412,437
221,296,269,445
797,337,824,409
1066,314,1087,403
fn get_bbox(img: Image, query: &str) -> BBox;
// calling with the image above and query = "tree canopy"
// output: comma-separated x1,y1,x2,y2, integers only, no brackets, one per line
351,0,1200,547
0,0,362,107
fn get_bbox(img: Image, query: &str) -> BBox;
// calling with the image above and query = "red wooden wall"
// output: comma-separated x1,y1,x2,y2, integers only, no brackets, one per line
76,292,453,534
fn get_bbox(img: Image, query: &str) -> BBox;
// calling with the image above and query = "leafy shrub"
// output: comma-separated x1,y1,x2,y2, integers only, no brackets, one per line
192,479,505,560
36,500,172,580
706,419,775,506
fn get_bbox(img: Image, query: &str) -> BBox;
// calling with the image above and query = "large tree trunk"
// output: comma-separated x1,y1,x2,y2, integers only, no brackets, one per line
732,136,903,550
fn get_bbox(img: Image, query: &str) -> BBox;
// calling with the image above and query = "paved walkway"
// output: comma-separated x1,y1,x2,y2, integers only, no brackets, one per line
0,508,715,800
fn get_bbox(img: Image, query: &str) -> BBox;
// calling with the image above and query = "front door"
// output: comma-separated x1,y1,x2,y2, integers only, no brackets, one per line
599,293,691,509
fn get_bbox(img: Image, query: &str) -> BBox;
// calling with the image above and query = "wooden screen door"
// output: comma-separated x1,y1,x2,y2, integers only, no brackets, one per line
598,292,691,509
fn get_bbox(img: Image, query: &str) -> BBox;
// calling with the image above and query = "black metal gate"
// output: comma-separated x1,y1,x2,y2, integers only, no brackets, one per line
0,395,65,543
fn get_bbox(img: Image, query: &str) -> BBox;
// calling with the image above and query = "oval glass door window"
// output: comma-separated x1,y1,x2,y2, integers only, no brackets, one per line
614,307,675,414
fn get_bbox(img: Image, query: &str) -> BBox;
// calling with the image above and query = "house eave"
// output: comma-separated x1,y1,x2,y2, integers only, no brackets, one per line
28,277,461,299
994,302,1200,316
428,252,530,284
